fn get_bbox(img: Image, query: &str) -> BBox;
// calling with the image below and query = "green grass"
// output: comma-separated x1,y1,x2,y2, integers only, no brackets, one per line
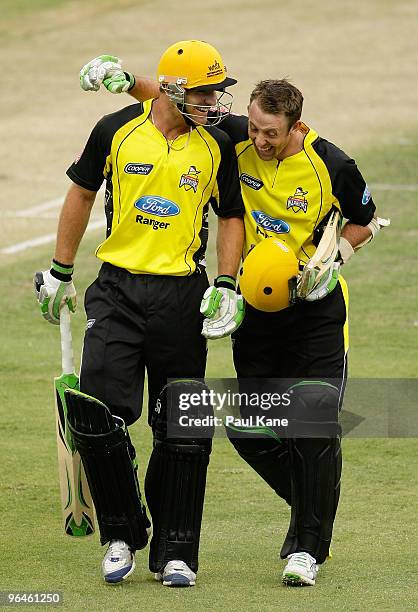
0,140,417,610
341,137,418,377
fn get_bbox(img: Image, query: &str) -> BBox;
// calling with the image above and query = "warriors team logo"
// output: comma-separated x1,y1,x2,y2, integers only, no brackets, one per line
179,166,201,193
286,187,308,213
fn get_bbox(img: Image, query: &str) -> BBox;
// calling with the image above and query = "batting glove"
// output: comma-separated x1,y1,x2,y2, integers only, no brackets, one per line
79,55,135,93
302,261,340,302
34,260,76,325
103,71,135,94
200,275,245,339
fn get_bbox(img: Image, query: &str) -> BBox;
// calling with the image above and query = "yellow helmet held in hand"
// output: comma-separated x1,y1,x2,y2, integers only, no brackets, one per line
239,238,299,312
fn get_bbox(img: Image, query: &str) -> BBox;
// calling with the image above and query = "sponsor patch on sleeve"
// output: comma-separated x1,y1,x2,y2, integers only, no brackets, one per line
74,149,84,164
362,184,372,205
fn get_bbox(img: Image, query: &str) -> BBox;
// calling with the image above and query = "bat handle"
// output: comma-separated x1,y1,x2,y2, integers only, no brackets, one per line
60,304,75,375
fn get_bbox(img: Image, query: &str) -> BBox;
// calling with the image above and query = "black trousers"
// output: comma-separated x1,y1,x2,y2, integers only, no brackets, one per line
233,282,348,382
80,263,208,426
231,283,348,563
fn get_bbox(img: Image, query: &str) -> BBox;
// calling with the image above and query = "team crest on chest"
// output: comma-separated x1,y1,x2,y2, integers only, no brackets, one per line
286,187,308,213
179,166,201,193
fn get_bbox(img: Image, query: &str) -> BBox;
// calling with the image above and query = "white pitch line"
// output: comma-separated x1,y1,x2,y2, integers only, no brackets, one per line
1,220,106,255
12,196,66,217
2,182,417,256
7,186,106,218
1,187,106,254
3,212,105,220
4,182,415,220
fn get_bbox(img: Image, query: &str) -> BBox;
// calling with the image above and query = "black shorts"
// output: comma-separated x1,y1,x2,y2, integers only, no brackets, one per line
79,263,208,426
233,282,348,383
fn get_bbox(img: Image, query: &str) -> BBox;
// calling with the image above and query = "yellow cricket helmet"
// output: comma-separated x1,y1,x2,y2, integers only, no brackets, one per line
239,238,299,312
157,40,237,91
157,40,236,126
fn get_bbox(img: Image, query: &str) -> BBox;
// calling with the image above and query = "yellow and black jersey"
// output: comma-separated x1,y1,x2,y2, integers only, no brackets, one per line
67,99,244,275
215,114,376,262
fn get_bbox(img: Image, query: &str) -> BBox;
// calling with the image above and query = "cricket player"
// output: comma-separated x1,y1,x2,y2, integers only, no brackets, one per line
79,60,388,586
34,40,245,587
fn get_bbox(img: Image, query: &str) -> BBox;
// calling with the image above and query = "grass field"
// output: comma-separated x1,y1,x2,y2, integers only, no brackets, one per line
1,0,418,610
1,136,417,610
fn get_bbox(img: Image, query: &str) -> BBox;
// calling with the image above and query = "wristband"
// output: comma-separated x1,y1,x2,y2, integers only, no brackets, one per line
337,237,355,264
214,275,236,290
124,72,136,91
50,259,74,282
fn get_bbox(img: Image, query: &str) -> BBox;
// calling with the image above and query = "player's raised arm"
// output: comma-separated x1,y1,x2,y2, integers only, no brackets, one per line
79,54,159,101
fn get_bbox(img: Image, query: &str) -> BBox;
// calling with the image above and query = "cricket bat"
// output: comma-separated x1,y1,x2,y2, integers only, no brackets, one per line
54,304,94,536
298,208,342,298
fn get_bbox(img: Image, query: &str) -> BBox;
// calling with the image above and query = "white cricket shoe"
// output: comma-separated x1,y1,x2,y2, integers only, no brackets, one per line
282,551,318,586
155,560,196,587
102,539,135,584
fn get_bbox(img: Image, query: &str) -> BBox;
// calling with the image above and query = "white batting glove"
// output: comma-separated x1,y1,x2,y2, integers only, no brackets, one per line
200,276,245,339
302,262,340,302
34,261,76,325
80,55,124,91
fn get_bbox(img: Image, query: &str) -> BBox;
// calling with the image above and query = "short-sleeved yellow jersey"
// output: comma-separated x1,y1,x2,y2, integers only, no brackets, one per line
216,115,376,264
67,100,243,275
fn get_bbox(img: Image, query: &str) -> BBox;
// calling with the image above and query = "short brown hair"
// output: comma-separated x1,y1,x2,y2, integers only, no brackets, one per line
249,79,303,128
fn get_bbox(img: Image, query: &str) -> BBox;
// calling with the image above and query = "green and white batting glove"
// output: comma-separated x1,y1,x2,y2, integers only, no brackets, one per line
33,260,76,325
103,71,135,94
304,261,340,302
79,55,135,93
200,275,245,339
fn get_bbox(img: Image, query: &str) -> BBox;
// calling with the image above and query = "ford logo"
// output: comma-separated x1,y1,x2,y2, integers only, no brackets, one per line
134,196,180,217
251,211,290,234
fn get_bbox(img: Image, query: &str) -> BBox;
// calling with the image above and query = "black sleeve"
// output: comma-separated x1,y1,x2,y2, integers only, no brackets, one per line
208,112,249,146
66,103,145,191
66,116,110,191
332,158,376,225
313,138,376,225
204,127,244,218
